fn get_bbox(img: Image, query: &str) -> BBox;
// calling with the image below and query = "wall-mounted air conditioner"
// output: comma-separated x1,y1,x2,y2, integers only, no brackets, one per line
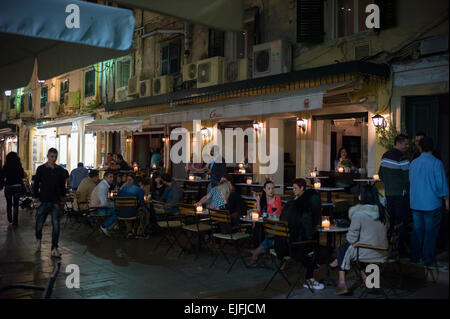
153,75,174,96
253,40,291,79
127,76,139,96
197,56,226,88
139,79,152,98
182,63,198,82
224,58,252,83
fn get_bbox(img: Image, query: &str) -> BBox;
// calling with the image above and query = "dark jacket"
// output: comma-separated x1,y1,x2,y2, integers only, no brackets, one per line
0,165,25,188
33,164,67,203
209,157,227,187
379,148,410,196
226,191,247,228
151,183,166,201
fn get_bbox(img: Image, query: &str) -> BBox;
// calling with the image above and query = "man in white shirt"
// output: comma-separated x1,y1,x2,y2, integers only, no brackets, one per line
90,171,117,237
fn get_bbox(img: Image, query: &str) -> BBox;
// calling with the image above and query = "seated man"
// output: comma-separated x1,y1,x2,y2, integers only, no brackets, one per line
118,174,146,238
160,173,183,214
90,171,117,237
70,162,89,191
74,170,99,212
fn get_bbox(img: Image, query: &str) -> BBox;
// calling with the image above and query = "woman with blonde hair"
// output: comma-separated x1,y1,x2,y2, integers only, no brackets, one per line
196,180,231,210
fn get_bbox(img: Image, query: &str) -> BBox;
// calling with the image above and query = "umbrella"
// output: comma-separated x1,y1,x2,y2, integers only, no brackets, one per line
0,0,136,91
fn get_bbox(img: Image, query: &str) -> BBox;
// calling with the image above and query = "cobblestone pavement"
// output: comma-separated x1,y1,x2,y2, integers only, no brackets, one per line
0,191,448,299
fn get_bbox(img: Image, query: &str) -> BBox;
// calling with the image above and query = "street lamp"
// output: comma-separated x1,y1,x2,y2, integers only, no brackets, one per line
372,114,386,128
296,118,307,132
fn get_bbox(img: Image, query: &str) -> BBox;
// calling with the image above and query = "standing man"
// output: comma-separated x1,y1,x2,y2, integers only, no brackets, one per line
150,148,162,169
410,137,449,269
90,171,117,237
70,162,89,191
379,134,410,258
33,148,67,258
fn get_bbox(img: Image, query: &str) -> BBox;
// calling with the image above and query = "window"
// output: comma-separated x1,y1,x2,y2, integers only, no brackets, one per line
117,60,130,88
20,94,25,112
337,0,372,38
28,92,33,111
84,69,95,97
208,30,225,57
40,86,48,107
10,96,15,109
60,80,69,104
160,40,181,76
84,133,96,168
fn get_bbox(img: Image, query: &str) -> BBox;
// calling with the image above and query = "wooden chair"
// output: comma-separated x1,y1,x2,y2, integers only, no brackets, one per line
244,198,256,211
114,196,138,237
351,224,402,299
208,208,251,273
86,205,112,238
177,203,213,259
152,200,183,256
263,218,318,298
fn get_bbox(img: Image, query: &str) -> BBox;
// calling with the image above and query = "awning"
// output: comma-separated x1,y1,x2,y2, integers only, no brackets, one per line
37,115,92,129
116,0,243,31
144,84,339,126
0,0,135,91
85,116,147,133
0,128,12,135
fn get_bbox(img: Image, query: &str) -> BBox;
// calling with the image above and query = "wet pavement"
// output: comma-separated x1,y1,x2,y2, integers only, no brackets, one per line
0,191,448,299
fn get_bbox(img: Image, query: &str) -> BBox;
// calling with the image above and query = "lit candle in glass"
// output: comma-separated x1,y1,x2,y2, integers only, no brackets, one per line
314,182,321,189
196,206,203,214
150,173,153,179
239,168,246,174
252,211,259,221
311,171,317,178
188,174,195,181
100,164,104,170
322,216,330,229
246,177,252,185
373,174,379,180
238,163,244,169
152,164,156,169
338,167,344,173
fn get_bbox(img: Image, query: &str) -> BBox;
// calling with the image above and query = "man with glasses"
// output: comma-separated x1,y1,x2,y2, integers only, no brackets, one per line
33,148,67,258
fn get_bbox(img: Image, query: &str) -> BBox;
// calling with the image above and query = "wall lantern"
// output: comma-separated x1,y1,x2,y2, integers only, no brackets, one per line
253,121,263,130
4,90,11,97
201,127,210,138
296,118,307,132
162,135,169,142
371,114,386,128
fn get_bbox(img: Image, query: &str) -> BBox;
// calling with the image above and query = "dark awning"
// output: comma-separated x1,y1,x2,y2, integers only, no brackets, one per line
0,0,135,91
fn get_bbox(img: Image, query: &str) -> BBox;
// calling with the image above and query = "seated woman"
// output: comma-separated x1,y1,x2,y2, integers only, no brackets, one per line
222,175,247,231
195,180,231,210
336,147,353,170
253,181,282,218
329,184,388,295
150,171,166,201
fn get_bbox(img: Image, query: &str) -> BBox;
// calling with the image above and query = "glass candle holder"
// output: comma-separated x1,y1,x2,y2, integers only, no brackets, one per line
251,211,259,221
373,174,379,180
238,163,244,169
314,182,321,189
311,171,317,178
322,216,330,229
338,167,344,173
196,206,203,214
188,174,195,181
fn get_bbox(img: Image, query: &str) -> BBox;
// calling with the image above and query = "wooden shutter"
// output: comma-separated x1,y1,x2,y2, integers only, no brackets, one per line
375,0,396,29
297,0,324,43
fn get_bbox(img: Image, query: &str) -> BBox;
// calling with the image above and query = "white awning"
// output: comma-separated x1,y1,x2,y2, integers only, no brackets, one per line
145,84,337,126
38,115,92,129
85,116,146,133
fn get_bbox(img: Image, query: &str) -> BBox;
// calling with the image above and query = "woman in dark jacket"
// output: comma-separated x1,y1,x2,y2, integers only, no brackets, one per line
274,178,324,290
0,152,25,227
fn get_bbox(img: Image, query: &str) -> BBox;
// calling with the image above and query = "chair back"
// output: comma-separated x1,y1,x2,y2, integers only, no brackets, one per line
152,200,167,215
209,207,231,224
177,203,197,224
263,218,290,238
115,196,138,218
75,192,88,212
244,199,256,210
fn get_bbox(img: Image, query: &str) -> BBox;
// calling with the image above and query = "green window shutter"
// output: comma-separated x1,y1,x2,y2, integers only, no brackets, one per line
28,92,33,111
40,86,48,107
161,45,170,76
375,0,396,29
85,70,95,97
10,96,16,109
169,41,181,75
297,0,324,43
20,94,25,112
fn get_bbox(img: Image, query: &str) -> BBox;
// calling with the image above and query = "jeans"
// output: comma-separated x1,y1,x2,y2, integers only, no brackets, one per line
35,202,61,250
5,185,22,225
410,208,442,266
386,195,410,257
97,208,117,228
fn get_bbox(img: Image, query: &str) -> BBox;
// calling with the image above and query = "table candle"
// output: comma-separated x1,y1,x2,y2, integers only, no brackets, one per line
152,164,156,169
188,174,195,181
134,166,138,172
238,163,244,169
338,167,344,173
314,182,321,189
322,216,330,229
239,168,246,174
196,206,203,214
150,173,153,179
99,165,104,170
373,174,379,180
251,211,259,221
311,172,317,178
246,177,252,185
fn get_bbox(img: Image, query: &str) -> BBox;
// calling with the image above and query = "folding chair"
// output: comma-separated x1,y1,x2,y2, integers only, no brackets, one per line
115,196,138,237
244,199,256,211
152,200,183,255
177,203,213,259
351,224,402,299
86,206,110,238
64,193,86,229
263,218,318,298
209,208,251,273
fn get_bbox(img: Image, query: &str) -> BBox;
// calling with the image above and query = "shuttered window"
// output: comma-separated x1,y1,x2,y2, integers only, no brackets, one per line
161,40,181,76
297,0,324,43
59,80,69,104
208,30,225,57
40,86,48,107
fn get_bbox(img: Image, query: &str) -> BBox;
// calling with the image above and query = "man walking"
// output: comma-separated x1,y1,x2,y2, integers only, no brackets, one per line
379,134,410,258
70,162,89,191
33,148,67,258
409,136,449,269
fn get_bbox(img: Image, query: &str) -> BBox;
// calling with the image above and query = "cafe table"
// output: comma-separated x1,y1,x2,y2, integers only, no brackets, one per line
174,178,210,201
353,178,381,185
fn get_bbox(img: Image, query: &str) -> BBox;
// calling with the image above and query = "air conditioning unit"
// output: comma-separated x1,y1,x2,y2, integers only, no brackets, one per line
153,75,174,96
224,59,252,83
139,79,152,98
64,91,81,108
116,87,128,102
127,76,138,96
253,40,292,79
182,62,198,82
197,56,226,88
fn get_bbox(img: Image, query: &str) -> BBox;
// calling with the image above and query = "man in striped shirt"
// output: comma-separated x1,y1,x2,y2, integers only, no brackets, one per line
379,134,410,258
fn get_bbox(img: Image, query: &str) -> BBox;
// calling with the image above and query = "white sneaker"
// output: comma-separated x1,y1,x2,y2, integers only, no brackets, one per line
100,225,111,237
304,278,325,290
35,240,41,253
426,263,449,272
51,248,62,258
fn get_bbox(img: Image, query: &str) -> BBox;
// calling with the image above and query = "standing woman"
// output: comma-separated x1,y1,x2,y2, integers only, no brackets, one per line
0,152,25,227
